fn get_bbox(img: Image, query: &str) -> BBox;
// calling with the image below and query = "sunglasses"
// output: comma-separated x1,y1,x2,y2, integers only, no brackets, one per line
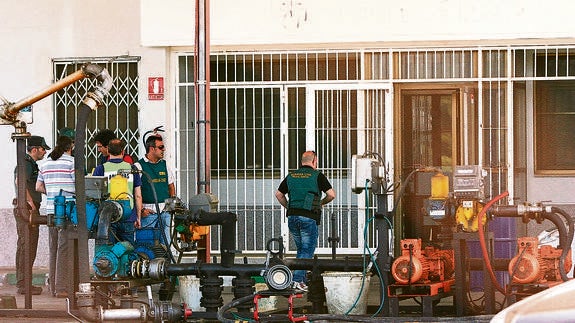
155,145,165,150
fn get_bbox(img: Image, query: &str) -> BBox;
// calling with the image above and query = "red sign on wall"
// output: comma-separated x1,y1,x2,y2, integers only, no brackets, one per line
148,77,164,100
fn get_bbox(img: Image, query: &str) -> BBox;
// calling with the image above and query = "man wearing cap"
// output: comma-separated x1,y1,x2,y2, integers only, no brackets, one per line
13,135,50,295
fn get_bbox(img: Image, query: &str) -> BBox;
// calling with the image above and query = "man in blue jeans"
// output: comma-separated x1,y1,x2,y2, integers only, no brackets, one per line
275,150,336,291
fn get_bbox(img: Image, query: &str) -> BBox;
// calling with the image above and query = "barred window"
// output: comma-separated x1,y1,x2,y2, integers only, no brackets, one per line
53,57,140,172
535,80,575,173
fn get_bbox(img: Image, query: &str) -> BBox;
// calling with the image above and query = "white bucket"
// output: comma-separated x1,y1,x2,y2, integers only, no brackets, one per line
178,275,205,311
254,283,278,312
321,271,371,315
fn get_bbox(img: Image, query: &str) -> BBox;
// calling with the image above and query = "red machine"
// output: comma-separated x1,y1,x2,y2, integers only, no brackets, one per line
509,237,572,284
391,239,455,285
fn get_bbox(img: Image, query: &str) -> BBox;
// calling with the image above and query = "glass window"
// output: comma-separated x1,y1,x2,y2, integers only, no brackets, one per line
535,80,575,173
211,87,282,178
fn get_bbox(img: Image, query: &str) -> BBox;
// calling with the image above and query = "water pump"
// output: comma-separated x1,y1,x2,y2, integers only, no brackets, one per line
391,238,455,284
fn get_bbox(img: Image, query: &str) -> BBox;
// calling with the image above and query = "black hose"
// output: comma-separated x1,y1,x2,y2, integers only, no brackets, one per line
216,293,254,322
74,103,93,282
551,207,574,280
138,168,176,264
541,212,570,281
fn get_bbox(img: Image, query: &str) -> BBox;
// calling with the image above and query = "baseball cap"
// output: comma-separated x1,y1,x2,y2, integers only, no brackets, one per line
27,135,51,150
58,127,76,139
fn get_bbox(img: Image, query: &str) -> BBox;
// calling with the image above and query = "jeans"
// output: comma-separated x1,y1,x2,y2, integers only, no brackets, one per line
139,211,172,247
111,221,135,244
288,215,318,283
48,223,72,294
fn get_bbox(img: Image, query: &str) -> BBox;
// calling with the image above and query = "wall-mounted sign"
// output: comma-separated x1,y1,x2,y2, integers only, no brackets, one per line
148,77,164,100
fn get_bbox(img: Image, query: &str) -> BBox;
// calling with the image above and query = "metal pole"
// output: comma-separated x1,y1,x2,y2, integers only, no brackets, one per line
195,0,211,262
195,0,210,195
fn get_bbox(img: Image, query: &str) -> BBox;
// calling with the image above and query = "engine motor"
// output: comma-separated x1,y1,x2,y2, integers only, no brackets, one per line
391,238,455,284
509,237,572,284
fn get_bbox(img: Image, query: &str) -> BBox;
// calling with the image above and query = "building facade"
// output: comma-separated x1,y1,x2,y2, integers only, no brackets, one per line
1,0,574,266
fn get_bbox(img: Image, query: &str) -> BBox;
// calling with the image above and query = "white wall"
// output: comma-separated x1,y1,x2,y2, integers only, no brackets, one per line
0,0,169,210
142,0,575,46
0,0,167,267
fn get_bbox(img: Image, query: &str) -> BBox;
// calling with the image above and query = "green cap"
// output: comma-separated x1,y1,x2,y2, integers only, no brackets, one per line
59,127,76,139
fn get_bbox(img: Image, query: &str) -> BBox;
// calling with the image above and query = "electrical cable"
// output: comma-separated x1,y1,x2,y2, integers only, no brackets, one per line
137,167,176,264
343,180,371,315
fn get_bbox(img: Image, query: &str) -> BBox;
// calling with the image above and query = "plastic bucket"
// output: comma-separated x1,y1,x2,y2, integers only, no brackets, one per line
321,271,371,315
178,275,204,311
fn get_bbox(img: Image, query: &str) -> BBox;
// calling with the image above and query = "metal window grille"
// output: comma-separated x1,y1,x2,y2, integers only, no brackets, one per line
176,45,575,256
53,57,140,172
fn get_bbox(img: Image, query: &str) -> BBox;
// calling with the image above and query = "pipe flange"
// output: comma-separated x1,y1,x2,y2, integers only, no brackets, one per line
264,264,293,291
148,258,166,281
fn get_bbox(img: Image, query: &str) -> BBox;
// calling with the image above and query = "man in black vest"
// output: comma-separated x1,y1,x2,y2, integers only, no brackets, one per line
275,150,336,291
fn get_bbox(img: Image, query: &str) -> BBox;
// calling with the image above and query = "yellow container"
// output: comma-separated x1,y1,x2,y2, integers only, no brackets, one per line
109,175,129,200
431,173,449,199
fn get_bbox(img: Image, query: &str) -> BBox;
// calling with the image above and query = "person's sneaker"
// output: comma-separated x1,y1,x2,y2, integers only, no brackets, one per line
17,286,43,295
292,281,308,292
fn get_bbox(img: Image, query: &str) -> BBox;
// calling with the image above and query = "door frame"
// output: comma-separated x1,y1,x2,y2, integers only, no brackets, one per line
301,83,393,254
394,82,478,242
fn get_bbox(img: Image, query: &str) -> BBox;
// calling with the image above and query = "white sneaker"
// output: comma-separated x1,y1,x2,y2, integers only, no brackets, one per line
292,281,308,291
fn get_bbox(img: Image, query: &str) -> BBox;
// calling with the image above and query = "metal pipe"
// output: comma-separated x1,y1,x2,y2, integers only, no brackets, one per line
100,307,146,321
195,0,210,194
194,210,236,266
2,70,86,122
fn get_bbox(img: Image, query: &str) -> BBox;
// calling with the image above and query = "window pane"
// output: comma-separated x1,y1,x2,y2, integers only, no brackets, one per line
210,87,281,177
536,80,575,171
